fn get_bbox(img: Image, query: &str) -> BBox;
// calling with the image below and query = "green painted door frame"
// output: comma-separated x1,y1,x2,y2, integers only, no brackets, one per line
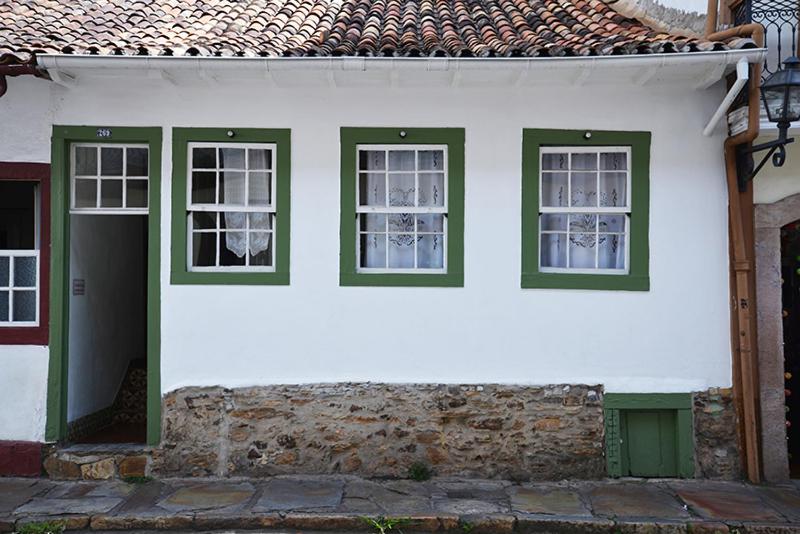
45,126,162,446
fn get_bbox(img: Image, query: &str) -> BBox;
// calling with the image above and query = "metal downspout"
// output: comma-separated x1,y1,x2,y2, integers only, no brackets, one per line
707,20,765,483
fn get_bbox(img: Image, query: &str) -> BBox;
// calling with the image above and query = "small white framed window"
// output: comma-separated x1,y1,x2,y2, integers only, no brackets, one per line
0,251,39,326
356,145,448,273
70,144,149,213
187,142,276,272
539,146,631,274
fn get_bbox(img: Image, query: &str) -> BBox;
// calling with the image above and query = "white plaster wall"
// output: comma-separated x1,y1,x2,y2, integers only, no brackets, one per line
0,78,53,441
0,73,734,443
650,0,706,13
0,78,54,163
0,345,48,441
67,215,147,422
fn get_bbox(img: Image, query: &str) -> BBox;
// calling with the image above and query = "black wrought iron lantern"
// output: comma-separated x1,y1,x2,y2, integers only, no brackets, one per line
761,56,800,126
737,56,800,191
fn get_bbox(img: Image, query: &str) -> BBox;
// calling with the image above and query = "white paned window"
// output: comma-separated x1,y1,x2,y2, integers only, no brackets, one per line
357,145,447,272
0,251,39,325
187,143,276,271
71,144,149,213
539,147,631,273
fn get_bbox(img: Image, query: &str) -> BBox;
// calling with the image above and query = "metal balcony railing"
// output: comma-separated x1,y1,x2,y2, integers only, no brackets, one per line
733,0,800,80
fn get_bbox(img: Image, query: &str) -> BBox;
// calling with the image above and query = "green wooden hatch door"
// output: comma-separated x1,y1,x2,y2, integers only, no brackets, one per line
624,410,678,477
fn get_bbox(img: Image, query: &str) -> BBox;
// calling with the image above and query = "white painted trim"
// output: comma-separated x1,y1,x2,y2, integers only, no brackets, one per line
35,49,768,88
36,49,767,71
703,57,749,137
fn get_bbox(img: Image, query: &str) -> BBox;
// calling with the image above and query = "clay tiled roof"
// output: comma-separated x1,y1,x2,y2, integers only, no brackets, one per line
0,0,753,64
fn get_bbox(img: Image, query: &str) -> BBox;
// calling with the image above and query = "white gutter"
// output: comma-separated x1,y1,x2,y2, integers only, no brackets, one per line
703,57,750,136
37,49,766,74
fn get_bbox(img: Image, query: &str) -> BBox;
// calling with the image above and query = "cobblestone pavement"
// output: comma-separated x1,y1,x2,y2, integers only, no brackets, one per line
1,476,800,533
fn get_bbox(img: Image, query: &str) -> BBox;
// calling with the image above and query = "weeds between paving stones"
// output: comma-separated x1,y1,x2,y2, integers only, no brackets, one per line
14,521,65,534
459,520,475,533
360,516,410,534
407,462,433,481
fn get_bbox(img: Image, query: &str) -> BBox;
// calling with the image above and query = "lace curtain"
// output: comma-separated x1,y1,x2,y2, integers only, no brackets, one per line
540,150,628,271
222,171,271,259
361,149,444,269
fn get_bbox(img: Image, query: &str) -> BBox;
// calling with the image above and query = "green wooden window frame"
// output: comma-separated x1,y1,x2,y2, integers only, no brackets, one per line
46,125,162,445
171,128,290,285
339,127,464,287
604,393,694,478
521,129,651,291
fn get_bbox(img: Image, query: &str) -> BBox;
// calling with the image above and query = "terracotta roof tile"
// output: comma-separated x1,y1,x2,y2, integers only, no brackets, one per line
0,0,755,63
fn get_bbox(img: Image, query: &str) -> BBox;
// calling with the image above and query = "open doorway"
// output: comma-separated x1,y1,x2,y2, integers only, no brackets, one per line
65,143,150,444
782,219,800,477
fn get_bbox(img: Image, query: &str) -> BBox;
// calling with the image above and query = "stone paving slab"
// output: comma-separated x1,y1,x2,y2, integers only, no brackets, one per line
253,478,344,512
509,486,590,516
112,482,169,516
15,496,122,516
1,476,800,533
758,485,800,522
0,479,49,514
587,483,691,520
158,481,254,513
673,482,786,523
432,497,507,515
342,479,436,515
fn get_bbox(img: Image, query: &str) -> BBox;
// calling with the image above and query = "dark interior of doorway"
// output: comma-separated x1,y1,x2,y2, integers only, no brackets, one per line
68,214,148,444
782,220,800,478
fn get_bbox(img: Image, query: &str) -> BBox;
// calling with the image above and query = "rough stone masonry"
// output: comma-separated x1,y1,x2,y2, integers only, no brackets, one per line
155,383,606,480
153,383,741,480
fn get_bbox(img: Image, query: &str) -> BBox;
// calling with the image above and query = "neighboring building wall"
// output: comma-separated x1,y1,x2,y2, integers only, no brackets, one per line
754,194,800,482
755,135,800,205
0,75,733,465
610,0,706,35
67,214,147,422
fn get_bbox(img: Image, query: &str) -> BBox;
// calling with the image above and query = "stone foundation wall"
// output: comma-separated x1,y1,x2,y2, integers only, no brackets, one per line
155,383,605,480
693,388,741,479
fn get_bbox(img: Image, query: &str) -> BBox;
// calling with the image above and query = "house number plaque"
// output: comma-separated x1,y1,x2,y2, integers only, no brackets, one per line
96,128,112,138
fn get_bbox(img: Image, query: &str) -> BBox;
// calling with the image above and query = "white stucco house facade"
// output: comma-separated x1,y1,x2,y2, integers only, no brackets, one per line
0,0,772,480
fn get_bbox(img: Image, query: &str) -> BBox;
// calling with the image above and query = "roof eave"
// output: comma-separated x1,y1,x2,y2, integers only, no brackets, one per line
35,48,767,90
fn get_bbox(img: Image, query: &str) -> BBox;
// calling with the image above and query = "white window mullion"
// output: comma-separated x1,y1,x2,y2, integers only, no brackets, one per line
413,214,418,269
245,212,251,267
595,220,600,269
215,229,221,268
8,257,14,322
95,170,102,208
383,150,389,207
122,147,128,208
567,152,572,210
34,253,40,324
